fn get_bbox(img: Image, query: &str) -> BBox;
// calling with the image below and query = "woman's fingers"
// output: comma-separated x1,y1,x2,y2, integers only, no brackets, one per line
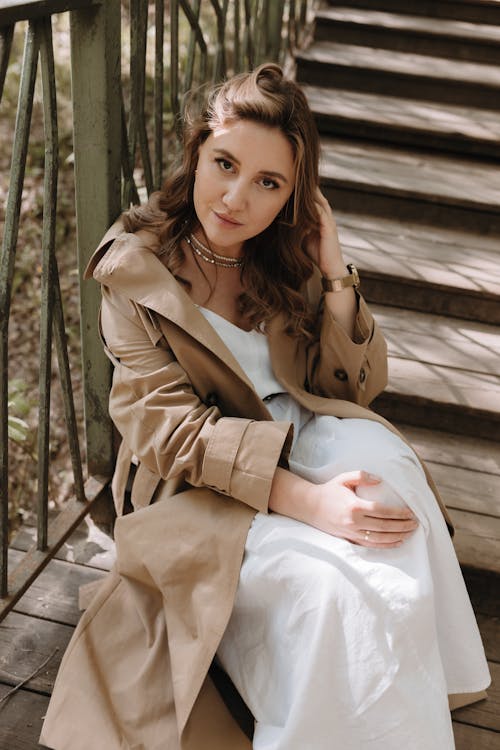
358,527,417,545
359,498,417,521
337,470,382,489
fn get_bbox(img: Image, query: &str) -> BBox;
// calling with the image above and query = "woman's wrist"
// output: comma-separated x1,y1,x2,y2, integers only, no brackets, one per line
320,260,348,278
268,467,319,525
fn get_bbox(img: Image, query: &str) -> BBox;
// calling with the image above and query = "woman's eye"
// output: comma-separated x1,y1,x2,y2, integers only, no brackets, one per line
261,177,279,190
216,158,233,172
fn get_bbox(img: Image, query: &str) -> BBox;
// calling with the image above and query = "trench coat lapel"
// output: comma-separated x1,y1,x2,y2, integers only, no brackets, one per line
85,222,256,392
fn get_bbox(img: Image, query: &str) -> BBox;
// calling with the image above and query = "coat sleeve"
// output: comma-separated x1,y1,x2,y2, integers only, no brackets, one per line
100,286,293,514
305,271,388,406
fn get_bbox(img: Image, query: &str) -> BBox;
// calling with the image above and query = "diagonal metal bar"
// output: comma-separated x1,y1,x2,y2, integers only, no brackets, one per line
121,88,140,208
129,0,153,196
181,0,206,96
170,0,181,133
51,256,86,507
243,0,254,69
37,15,58,551
0,20,40,598
209,0,229,81
234,0,241,73
154,0,164,189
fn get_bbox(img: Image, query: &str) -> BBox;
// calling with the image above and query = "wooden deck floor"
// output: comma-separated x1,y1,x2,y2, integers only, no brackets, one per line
0,514,499,749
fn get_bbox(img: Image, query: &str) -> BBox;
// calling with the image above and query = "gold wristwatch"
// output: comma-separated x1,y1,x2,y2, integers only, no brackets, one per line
321,263,360,293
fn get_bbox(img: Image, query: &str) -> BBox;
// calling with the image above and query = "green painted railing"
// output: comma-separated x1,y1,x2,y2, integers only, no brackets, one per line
0,0,313,617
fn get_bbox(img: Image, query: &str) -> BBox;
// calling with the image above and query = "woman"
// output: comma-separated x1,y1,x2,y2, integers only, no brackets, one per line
41,64,490,750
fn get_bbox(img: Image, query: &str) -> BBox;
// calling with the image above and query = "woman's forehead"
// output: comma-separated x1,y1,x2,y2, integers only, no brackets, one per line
204,120,296,178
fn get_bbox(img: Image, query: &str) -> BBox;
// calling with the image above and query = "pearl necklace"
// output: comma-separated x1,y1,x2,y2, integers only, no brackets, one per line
185,233,243,269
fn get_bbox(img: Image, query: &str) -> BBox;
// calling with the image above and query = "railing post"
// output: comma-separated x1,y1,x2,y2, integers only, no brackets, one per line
70,0,121,479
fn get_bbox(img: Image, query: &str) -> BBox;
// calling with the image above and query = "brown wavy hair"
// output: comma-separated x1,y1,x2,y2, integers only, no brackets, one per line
123,63,321,338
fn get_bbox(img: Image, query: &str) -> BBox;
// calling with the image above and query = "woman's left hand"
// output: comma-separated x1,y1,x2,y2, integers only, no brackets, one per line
305,187,345,276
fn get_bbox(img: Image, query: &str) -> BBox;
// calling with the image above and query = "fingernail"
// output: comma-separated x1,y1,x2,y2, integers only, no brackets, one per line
366,473,381,482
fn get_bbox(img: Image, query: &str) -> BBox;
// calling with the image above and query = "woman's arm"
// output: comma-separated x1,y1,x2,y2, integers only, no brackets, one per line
305,189,388,405
100,285,293,514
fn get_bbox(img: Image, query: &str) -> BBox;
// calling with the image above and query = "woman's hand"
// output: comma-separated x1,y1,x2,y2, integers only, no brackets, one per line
308,470,419,549
269,468,419,549
305,187,345,276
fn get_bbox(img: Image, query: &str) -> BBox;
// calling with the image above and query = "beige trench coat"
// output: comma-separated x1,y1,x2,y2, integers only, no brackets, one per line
41,222,465,750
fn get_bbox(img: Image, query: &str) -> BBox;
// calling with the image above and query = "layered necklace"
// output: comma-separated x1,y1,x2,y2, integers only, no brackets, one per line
185,233,243,269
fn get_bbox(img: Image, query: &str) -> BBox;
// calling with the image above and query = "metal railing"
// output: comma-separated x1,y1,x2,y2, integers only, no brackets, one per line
0,0,312,617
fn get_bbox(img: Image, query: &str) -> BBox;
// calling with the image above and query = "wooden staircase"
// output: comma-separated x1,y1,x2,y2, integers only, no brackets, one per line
296,3,500,745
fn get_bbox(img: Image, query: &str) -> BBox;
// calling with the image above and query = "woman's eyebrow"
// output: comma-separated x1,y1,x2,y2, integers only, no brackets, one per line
212,148,289,183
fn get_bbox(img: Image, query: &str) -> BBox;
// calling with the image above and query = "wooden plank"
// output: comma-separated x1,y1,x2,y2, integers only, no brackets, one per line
425,461,500,517
476,613,500,663
0,477,110,620
337,210,500,256
0,0,100,25
374,305,500,375
396,424,500,476
8,549,106,627
450,508,500,574
306,85,500,150
10,514,116,572
298,40,500,88
464,568,500,619
319,136,500,212
0,684,50,750
452,663,500,731
375,358,500,443
382,356,500,414
322,0,500,25
335,212,500,297
453,720,500,749
316,6,500,43
0,611,72,694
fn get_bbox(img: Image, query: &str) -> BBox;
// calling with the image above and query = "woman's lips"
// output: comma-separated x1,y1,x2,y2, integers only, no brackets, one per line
213,210,243,227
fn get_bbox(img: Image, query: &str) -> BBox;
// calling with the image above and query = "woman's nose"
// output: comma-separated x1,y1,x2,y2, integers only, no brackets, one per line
222,180,247,211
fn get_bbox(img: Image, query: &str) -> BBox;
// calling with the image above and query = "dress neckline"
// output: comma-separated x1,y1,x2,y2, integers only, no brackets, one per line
197,305,260,335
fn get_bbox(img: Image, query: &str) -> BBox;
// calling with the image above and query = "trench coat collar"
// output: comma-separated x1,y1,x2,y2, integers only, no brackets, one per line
84,219,276,392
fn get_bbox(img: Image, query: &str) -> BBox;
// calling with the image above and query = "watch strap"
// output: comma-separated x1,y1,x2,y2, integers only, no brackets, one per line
321,264,360,293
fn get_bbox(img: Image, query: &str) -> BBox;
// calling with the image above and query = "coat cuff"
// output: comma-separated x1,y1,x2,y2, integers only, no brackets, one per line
320,295,373,378
202,418,293,513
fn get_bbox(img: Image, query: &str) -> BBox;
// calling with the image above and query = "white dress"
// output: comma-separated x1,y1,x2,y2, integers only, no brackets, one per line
199,307,491,750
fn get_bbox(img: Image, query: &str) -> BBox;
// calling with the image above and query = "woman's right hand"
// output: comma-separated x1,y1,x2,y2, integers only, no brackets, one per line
307,470,419,549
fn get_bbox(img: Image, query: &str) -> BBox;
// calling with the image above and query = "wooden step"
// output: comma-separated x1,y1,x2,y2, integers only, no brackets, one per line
319,137,500,233
334,211,500,323
371,305,500,440
304,84,500,159
296,41,500,109
397,424,500,575
323,0,500,26
315,6,500,63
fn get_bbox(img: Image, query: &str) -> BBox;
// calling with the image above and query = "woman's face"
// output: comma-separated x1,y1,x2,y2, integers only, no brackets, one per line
193,119,296,258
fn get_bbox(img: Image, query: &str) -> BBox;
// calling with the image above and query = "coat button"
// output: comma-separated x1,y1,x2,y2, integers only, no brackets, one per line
205,392,218,407
359,368,366,383
334,369,348,382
